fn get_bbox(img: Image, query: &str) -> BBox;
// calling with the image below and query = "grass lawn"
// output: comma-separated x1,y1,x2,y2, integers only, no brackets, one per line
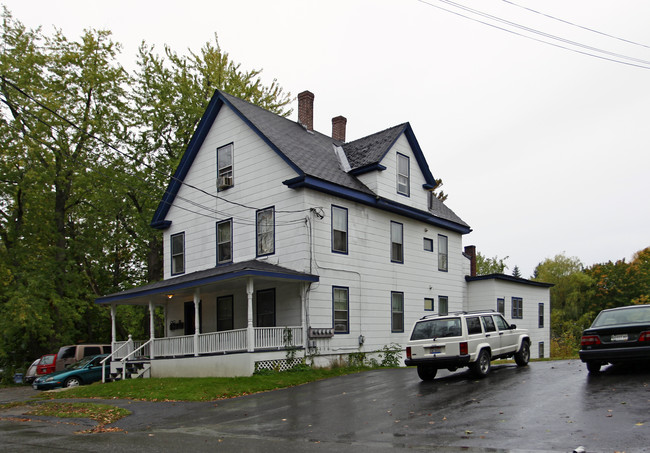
34,366,377,402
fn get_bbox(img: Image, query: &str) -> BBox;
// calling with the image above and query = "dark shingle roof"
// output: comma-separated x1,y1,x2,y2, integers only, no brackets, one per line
152,90,470,232
343,123,407,169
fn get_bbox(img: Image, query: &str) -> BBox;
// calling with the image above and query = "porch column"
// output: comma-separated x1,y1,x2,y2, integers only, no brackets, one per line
194,289,200,356
110,304,117,345
148,300,156,359
246,277,254,352
301,283,308,349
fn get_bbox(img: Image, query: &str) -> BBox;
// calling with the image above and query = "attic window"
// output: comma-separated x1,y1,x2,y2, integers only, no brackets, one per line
217,143,234,190
397,153,410,196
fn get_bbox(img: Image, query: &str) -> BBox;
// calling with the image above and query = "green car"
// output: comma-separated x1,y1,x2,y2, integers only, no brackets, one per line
32,354,109,390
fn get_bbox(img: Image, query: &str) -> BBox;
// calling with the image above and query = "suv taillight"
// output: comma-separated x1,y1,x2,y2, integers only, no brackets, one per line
459,342,468,355
406,346,412,360
639,332,650,342
581,335,601,346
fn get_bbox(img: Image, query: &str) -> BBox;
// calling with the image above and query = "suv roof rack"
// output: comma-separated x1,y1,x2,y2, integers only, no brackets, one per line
418,309,496,320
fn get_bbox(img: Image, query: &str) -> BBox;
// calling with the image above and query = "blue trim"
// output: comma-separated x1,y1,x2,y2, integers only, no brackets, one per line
332,286,350,334
403,124,437,187
331,205,348,255
151,95,225,229
256,206,275,257
349,163,386,176
284,175,471,234
96,268,319,304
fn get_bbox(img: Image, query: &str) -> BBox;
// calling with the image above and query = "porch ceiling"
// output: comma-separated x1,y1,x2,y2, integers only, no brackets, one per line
96,260,319,306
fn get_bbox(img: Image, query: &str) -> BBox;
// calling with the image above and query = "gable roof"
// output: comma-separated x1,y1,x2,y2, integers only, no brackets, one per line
151,90,470,234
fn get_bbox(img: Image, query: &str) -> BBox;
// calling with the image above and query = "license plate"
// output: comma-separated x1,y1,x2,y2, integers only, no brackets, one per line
611,334,628,342
429,346,442,354
32,384,38,390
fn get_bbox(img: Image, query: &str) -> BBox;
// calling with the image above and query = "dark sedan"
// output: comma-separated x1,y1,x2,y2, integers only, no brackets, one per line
579,304,650,373
32,354,109,390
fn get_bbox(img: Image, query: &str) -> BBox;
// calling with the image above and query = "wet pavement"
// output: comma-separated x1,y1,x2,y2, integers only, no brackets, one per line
1,360,649,452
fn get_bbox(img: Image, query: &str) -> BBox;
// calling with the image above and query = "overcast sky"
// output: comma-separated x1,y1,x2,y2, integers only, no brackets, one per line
3,0,649,278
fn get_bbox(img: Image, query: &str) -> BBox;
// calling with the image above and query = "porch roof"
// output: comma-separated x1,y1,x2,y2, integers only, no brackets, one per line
95,260,319,305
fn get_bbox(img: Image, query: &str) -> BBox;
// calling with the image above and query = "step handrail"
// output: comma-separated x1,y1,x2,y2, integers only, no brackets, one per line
101,335,133,383
120,338,153,380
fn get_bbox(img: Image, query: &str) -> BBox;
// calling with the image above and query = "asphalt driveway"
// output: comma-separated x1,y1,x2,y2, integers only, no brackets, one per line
1,360,649,452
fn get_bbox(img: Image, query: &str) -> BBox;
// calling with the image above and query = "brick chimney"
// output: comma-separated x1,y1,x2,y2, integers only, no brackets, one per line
298,91,314,131
464,245,477,277
332,116,347,142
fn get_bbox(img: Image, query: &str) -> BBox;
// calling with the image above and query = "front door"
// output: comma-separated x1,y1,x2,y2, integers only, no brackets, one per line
184,301,202,335
256,289,276,327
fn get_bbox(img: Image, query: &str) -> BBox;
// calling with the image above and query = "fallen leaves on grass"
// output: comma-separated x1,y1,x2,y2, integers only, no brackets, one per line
25,402,131,434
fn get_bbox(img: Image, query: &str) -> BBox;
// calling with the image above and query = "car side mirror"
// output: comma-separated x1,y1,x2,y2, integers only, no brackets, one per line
510,324,517,329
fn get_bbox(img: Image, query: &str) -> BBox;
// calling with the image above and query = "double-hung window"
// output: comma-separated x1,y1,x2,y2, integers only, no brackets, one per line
217,143,234,190
497,298,505,315
390,221,404,263
438,295,449,316
438,235,448,271
216,219,233,264
391,292,404,332
171,232,185,275
256,207,275,256
539,303,544,328
332,205,348,254
512,297,523,319
333,287,349,333
396,153,410,196
256,289,275,327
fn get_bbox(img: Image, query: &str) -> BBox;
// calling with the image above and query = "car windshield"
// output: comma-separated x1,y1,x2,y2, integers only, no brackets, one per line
411,318,462,340
592,306,650,327
40,355,55,365
67,356,94,370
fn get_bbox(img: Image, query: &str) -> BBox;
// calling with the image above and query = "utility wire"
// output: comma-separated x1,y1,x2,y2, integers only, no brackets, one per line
0,75,318,215
416,0,650,70
501,0,650,50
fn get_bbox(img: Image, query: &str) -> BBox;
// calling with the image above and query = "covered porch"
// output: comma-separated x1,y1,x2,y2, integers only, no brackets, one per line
96,261,319,377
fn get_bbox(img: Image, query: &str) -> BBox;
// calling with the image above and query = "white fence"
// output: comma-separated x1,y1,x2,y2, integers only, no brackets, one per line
114,326,302,358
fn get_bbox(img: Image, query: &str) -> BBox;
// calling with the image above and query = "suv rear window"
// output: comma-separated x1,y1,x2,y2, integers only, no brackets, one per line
58,346,75,359
466,317,482,335
410,318,462,340
83,346,101,357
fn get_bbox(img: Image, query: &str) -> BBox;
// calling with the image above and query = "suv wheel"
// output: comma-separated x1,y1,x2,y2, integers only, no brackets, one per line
416,365,437,381
514,341,530,367
470,349,491,378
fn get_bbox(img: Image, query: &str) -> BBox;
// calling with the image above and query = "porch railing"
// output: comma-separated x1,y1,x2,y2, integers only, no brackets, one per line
127,326,302,358
255,326,302,349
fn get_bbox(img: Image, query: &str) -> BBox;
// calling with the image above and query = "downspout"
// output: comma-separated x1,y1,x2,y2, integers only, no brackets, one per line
110,304,117,345
194,289,200,357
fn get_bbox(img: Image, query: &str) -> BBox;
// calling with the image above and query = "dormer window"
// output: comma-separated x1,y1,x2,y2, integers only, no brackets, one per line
217,143,233,190
397,153,409,196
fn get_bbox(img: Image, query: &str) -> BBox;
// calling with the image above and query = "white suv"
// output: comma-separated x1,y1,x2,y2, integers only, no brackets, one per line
404,310,530,380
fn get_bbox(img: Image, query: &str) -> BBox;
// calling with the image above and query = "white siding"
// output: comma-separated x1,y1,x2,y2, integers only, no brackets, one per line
467,279,551,359
163,106,311,278
303,190,467,354
356,134,430,211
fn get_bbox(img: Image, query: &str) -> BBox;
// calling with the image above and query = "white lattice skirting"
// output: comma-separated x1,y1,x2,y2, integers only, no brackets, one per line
255,358,304,372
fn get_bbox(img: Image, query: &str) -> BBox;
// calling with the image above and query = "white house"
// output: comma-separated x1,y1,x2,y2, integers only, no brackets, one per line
96,90,552,378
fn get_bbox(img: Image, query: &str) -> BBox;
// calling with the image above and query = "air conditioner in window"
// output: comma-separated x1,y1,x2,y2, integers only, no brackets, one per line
218,176,233,189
